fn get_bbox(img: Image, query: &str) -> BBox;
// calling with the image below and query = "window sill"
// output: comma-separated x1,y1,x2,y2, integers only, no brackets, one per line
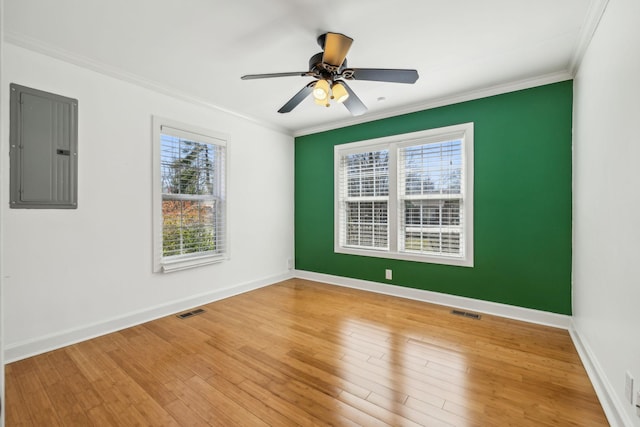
335,246,473,267
160,253,226,273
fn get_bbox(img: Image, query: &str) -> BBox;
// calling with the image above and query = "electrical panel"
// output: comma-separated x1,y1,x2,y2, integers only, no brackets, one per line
10,83,78,209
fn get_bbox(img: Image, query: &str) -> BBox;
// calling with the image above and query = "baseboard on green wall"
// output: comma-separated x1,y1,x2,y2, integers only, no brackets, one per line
294,270,571,329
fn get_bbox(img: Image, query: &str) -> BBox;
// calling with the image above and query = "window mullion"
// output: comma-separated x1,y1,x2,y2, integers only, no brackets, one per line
388,143,398,253
333,122,473,267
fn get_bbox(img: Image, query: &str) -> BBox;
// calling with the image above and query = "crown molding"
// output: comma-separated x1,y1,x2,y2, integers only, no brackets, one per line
293,70,573,137
3,31,292,136
569,0,610,75
5,27,587,140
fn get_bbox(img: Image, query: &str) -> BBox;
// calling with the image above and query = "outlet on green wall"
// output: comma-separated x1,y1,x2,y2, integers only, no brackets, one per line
295,81,573,315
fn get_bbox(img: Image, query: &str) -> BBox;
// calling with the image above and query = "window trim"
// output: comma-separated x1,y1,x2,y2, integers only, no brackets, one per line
334,123,474,267
152,116,229,273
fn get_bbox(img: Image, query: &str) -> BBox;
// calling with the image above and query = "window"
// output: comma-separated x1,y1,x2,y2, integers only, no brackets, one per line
343,149,389,249
153,117,227,272
335,123,473,267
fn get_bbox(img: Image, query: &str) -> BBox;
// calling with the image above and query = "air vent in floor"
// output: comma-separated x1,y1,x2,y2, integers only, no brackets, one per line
176,308,205,319
451,309,481,320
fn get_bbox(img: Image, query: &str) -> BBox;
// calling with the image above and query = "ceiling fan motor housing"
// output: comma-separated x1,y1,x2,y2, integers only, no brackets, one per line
309,52,348,77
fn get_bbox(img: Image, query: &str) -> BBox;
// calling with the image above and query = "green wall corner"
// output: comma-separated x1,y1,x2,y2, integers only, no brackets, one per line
294,81,573,315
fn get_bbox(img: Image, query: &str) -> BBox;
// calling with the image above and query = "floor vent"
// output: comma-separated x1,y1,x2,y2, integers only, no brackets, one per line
451,309,481,320
176,308,205,319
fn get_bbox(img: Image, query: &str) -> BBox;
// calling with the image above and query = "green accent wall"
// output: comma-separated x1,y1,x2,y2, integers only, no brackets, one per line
294,81,573,315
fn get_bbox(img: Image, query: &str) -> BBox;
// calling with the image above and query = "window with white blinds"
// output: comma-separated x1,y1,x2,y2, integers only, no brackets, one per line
339,150,389,250
335,123,473,267
399,140,463,256
153,117,227,273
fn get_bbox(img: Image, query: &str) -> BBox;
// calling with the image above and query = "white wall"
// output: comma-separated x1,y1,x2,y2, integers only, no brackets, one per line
573,0,640,425
0,43,294,361
0,1,5,425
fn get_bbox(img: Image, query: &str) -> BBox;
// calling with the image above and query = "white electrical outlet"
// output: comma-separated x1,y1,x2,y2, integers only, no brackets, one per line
287,258,293,270
385,269,392,280
626,371,634,404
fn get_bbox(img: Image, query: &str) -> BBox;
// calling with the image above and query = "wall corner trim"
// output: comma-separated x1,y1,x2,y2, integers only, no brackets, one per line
569,321,633,427
569,0,610,75
293,270,571,329
3,272,294,364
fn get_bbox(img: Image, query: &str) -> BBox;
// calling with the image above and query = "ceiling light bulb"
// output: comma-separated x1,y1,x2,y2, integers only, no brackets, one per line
313,79,329,100
332,82,349,103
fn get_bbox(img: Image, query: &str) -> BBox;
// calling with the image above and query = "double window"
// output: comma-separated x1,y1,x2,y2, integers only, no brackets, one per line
335,123,473,267
153,117,227,272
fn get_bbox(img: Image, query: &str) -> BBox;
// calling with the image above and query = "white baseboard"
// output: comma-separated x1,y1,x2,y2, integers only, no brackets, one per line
3,272,293,363
294,270,633,425
293,270,572,329
4,269,571,356
569,322,633,427
6,269,624,425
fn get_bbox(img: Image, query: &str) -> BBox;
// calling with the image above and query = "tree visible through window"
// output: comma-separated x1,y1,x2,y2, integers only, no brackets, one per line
153,118,227,272
162,136,219,256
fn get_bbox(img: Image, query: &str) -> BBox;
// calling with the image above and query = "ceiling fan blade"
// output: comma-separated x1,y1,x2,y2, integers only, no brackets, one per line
278,82,314,113
346,68,419,84
241,72,311,80
339,81,367,116
321,32,353,68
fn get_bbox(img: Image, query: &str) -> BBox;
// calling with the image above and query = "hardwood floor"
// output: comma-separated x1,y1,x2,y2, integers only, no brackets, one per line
5,278,608,426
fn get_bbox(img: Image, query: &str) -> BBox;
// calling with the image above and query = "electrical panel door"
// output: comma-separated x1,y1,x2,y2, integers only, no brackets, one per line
10,84,78,209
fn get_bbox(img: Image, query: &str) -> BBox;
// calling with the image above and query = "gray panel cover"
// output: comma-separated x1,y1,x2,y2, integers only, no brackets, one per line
10,84,78,208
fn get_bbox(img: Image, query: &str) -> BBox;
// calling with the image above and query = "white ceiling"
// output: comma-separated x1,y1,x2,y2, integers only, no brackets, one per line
4,0,604,135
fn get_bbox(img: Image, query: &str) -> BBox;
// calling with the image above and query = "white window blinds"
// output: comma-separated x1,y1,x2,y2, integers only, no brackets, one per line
399,139,464,257
334,123,473,267
338,150,390,250
154,119,227,272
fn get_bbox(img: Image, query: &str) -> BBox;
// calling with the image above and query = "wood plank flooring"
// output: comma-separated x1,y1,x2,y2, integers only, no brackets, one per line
5,278,608,426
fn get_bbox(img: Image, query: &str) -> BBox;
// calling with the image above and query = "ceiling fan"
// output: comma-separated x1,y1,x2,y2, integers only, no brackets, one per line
241,32,419,116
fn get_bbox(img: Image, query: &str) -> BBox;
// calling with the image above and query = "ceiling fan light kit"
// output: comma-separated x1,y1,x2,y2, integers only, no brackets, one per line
312,79,349,106
332,82,349,103
313,79,330,101
314,97,330,107
241,32,419,116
